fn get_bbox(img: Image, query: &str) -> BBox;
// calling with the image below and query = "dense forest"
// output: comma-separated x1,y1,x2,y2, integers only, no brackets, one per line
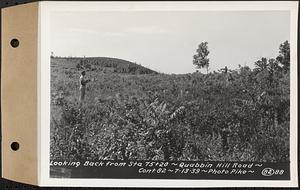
50,41,290,162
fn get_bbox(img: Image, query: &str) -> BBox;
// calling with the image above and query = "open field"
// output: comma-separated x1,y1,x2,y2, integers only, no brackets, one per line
50,53,290,162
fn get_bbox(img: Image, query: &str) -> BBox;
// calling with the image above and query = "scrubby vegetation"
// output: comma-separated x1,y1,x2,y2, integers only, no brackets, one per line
51,57,157,75
50,41,290,162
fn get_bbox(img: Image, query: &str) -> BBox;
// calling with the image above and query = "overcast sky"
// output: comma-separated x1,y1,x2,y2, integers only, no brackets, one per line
50,11,290,74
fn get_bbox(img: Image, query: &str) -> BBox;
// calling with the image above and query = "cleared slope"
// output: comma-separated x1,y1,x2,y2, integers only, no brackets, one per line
51,57,158,75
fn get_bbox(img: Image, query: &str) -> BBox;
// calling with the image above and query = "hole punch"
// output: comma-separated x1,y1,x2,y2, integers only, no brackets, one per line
10,38,19,48
11,142,20,151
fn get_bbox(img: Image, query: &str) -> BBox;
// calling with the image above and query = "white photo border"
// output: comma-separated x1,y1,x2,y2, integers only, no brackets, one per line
39,1,298,187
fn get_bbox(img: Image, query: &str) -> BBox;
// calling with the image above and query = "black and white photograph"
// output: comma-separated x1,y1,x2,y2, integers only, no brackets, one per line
46,2,297,183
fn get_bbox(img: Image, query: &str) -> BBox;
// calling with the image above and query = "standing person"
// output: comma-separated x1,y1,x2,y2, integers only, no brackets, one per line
79,71,90,102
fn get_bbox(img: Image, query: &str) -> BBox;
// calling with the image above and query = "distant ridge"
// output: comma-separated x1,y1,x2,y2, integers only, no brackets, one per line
51,56,158,75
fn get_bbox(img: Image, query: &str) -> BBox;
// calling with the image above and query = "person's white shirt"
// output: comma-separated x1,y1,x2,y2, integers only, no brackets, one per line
80,75,85,89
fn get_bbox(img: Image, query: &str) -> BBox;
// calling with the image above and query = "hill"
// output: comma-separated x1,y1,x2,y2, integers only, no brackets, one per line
51,56,158,75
